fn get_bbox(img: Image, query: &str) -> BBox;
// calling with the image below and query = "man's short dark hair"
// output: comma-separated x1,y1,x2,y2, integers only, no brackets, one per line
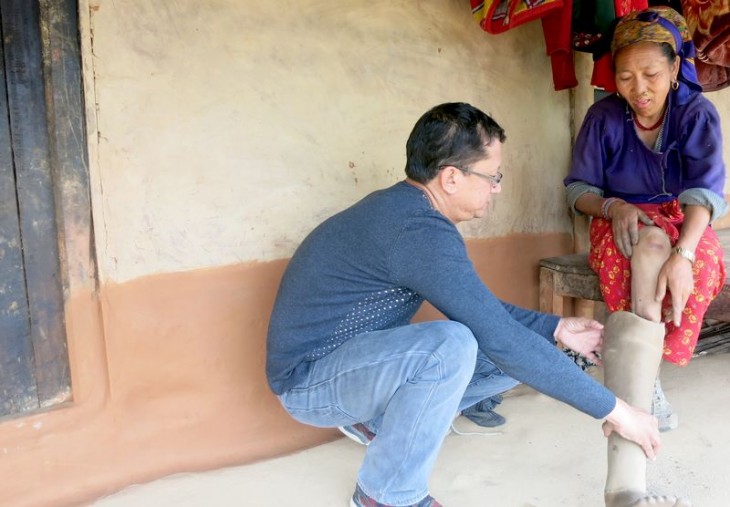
405,102,506,183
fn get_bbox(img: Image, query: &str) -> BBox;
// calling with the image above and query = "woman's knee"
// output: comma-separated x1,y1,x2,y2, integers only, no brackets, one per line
633,226,671,261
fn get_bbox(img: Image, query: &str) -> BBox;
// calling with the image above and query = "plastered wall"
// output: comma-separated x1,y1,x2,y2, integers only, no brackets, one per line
0,2,582,506
86,0,575,284
86,0,730,285
1,1,728,506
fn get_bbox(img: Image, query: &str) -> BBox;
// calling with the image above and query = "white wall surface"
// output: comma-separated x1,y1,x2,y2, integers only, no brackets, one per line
83,0,574,283
83,1,729,283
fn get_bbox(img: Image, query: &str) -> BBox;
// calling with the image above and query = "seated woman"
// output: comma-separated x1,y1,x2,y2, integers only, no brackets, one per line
564,6,726,507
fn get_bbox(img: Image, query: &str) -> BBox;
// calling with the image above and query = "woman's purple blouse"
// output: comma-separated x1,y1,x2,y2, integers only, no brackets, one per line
565,92,727,219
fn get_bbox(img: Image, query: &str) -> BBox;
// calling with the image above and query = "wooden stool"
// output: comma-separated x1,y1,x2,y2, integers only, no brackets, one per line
538,253,602,318
538,247,730,322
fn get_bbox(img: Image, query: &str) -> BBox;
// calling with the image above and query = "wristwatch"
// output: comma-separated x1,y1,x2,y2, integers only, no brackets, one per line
674,246,696,264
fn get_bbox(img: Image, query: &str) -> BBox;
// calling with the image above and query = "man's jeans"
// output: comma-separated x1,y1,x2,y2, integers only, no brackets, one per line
278,321,519,505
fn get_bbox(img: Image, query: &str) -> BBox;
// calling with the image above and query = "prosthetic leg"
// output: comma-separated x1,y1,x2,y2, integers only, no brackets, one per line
603,311,690,507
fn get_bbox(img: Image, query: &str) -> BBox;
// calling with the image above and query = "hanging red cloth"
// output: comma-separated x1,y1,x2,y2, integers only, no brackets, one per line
542,0,579,90
470,0,564,34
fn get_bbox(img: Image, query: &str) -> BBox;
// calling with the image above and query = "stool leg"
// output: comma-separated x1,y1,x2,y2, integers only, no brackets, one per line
540,268,569,316
575,299,595,319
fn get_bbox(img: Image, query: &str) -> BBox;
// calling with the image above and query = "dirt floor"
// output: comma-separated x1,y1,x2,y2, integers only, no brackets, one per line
92,352,729,507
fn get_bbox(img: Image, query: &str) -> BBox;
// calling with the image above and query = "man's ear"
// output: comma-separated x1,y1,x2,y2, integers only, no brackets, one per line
439,165,460,194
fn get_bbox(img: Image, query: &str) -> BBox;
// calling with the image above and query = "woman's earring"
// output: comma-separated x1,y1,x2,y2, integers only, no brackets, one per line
671,79,679,91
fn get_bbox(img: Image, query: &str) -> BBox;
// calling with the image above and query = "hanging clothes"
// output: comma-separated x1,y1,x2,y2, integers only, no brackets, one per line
471,0,564,34
471,0,579,90
542,0,579,89
572,0,616,52
469,0,723,91
470,0,648,90
579,0,649,91
681,0,730,91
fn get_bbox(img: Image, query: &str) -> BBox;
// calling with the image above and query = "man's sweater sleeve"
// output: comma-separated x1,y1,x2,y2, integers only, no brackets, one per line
390,215,616,419
500,301,560,344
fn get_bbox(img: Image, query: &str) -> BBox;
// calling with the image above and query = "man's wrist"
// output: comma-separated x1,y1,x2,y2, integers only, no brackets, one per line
605,397,626,425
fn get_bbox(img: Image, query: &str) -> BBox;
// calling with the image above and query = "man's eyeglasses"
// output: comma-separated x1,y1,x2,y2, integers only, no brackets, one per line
461,168,503,186
442,165,503,187
440,165,503,187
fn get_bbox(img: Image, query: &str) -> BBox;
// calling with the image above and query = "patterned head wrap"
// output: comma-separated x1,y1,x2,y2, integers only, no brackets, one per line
610,6,702,102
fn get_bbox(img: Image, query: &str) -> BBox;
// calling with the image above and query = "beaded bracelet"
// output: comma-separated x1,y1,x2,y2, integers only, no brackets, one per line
601,197,621,220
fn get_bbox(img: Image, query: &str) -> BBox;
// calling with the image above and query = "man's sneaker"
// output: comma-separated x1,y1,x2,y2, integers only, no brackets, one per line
350,484,442,507
652,378,678,432
461,394,506,427
339,422,376,445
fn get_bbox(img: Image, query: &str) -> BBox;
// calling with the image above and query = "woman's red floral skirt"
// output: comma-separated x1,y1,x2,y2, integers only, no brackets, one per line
589,200,726,366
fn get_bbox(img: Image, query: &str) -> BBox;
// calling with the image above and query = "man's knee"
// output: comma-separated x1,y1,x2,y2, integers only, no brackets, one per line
427,320,478,365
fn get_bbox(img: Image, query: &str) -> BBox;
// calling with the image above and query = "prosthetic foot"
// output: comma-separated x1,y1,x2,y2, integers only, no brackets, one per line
602,311,691,507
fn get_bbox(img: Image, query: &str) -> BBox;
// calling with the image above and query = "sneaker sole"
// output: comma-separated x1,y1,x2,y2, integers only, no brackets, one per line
658,413,679,432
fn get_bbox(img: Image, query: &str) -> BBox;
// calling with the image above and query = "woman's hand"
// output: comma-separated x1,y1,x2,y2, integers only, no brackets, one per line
653,205,709,326
554,317,604,365
655,253,695,326
609,201,654,258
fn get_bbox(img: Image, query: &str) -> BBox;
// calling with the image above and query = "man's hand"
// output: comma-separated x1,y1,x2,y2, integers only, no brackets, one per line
603,398,661,460
554,317,603,365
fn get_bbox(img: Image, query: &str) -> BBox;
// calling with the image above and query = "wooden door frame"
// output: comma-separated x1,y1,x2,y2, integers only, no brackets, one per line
0,0,94,418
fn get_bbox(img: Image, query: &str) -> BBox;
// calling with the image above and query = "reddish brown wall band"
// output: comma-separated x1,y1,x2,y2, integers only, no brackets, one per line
0,232,571,507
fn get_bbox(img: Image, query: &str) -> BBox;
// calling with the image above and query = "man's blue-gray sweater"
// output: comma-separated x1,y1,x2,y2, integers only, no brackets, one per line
266,181,615,419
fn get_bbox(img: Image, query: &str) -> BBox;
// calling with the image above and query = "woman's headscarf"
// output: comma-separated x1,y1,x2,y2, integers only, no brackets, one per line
610,6,702,103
